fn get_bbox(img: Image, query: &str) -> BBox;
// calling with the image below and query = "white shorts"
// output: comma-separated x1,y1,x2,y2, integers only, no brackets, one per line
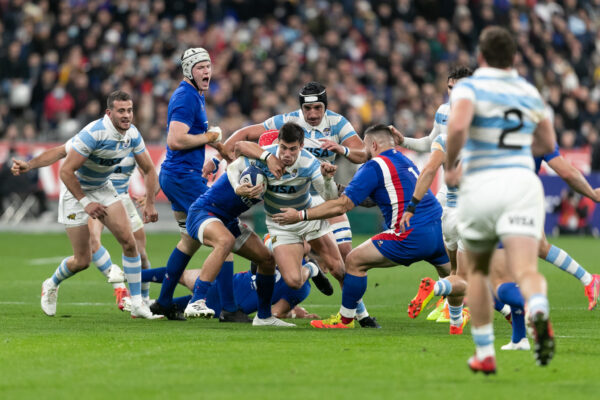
457,168,544,252
436,185,448,208
441,206,463,252
265,215,330,249
58,182,120,226
119,193,144,233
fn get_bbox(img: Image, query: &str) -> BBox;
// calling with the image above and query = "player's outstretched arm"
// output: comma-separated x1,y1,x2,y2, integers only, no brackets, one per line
223,124,266,159
531,118,557,157
134,150,159,223
547,156,600,202
60,150,107,219
319,135,368,163
399,150,446,232
389,125,436,153
273,195,354,225
11,144,67,176
166,121,220,151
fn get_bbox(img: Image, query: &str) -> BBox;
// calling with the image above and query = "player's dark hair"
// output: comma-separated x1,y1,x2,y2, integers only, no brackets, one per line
479,26,516,69
278,122,304,145
107,90,132,109
363,124,393,139
448,65,473,81
299,81,327,108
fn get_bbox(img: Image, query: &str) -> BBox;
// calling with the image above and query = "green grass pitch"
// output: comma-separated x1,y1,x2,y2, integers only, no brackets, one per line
1,232,599,399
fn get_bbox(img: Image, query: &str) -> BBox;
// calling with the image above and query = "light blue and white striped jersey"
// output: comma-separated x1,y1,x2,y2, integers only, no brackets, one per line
432,102,450,138
450,67,547,176
69,115,145,190
110,153,136,195
236,144,332,216
263,109,357,164
431,134,458,208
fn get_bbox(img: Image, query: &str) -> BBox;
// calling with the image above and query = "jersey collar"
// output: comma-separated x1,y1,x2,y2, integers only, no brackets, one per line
474,67,518,79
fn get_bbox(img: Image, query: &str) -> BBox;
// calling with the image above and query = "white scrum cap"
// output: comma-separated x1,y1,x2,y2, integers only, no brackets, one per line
181,48,211,81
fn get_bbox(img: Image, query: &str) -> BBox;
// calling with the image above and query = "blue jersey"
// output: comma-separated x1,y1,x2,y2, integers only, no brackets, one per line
534,144,560,174
344,148,442,231
161,81,209,175
189,173,253,221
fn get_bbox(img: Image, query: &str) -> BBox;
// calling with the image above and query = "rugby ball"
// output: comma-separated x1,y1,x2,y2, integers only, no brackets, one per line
239,165,267,198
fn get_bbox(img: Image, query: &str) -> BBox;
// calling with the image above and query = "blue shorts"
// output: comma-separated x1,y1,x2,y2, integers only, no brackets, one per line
186,210,242,242
159,170,208,212
371,220,449,266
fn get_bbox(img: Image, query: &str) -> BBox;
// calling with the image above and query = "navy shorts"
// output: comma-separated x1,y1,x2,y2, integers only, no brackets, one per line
159,170,208,213
186,209,242,242
371,220,449,266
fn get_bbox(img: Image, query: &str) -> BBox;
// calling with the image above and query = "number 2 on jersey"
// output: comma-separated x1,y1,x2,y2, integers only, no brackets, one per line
498,108,524,150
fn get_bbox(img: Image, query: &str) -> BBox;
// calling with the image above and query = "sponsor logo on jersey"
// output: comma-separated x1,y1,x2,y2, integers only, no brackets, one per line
509,216,534,226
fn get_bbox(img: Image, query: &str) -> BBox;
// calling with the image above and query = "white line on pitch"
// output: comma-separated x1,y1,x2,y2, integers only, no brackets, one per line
27,256,67,265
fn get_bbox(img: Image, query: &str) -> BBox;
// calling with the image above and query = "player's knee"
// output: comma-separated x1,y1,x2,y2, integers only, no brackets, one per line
214,234,235,251
73,255,91,271
283,274,304,290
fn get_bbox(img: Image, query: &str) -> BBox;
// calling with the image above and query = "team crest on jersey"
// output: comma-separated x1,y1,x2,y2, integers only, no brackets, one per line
67,213,76,220
377,240,383,247
290,169,298,177
271,236,277,244
323,127,331,136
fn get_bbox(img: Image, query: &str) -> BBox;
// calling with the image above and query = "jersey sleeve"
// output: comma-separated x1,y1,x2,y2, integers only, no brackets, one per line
263,113,286,130
70,129,96,158
169,92,198,128
450,80,476,104
431,135,446,153
343,162,380,206
335,116,358,144
131,128,146,155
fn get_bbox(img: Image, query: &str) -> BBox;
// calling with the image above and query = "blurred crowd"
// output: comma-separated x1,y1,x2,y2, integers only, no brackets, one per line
1,0,600,161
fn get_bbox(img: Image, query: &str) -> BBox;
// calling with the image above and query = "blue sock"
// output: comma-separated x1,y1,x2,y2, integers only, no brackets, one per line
449,304,464,326
255,273,275,319
51,257,74,286
497,282,526,342
340,273,367,319
434,279,452,296
190,278,212,303
92,246,112,274
157,248,191,307
173,295,192,312
545,245,592,285
216,261,236,312
142,267,167,283
493,295,506,312
123,254,141,298
356,300,367,315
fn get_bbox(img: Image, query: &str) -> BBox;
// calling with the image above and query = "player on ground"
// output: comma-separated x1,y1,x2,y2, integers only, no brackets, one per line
12,145,157,310
38,90,160,318
232,123,345,314
273,124,460,329
132,261,320,320
152,48,240,321
445,26,557,373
